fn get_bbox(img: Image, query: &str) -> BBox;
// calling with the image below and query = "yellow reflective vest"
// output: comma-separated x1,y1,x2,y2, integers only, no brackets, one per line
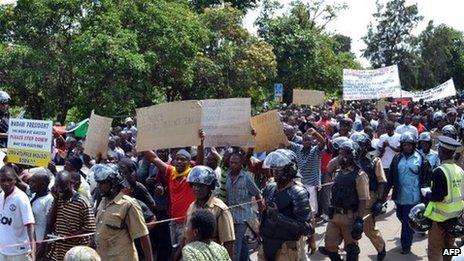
424,163,464,222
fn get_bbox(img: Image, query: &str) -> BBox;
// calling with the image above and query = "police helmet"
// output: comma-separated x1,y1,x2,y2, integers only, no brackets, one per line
332,137,350,151
408,203,432,232
262,149,298,177
433,111,445,122
440,213,464,238
0,91,10,104
339,140,360,159
92,163,124,186
442,125,457,138
400,132,417,144
418,132,432,143
350,132,375,152
187,165,216,187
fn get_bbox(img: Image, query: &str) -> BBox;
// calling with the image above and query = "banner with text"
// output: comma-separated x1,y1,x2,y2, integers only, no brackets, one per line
251,110,288,152
136,101,202,151
343,65,402,100
7,119,53,167
201,98,254,147
411,79,456,102
292,89,326,106
83,112,113,158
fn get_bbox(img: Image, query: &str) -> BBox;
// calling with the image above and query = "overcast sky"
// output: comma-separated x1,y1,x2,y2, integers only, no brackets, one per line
243,0,464,67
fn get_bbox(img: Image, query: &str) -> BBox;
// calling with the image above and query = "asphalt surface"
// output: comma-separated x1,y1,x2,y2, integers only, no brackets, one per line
251,200,430,260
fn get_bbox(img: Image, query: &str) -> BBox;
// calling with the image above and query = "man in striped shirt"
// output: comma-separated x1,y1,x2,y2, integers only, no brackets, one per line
288,128,326,218
47,171,96,261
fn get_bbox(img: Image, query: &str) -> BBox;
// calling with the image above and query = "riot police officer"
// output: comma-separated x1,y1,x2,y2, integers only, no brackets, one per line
259,149,314,261
0,91,10,148
350,132,387,260
323,140,370,261
422,136,464,261
431,111,447,148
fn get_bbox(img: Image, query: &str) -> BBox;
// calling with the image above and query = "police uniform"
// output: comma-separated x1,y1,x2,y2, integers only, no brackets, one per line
324,166,370,261
424,136,464,261
95,191,149,261
359,156,387,254
185,194,235,245
258,180,313,261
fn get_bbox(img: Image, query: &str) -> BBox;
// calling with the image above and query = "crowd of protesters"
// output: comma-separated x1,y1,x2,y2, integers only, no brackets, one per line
1,88,464,261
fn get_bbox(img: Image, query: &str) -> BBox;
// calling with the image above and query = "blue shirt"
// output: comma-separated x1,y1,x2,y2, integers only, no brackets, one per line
396,151,422,205
289,142,323,186
421,149,440,170
225,170,261,224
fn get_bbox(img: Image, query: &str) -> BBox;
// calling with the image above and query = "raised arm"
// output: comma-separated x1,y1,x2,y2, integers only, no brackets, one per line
196,129,205,165
144,150,168,175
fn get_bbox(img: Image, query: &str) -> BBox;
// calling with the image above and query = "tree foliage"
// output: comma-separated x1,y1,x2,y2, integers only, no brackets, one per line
362,0,423,89
257,0,360,101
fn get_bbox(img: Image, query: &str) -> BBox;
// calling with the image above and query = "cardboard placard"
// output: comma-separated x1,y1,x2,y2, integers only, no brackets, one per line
292,89,326,106
7,118,52,167
83,112,113,158
251,110,289,152
136,100,202,151
201,98,254,147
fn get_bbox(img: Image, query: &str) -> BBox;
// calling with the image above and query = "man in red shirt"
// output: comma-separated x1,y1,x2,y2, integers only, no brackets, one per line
412,116,427,134
317,110,334,138
143,131,204,251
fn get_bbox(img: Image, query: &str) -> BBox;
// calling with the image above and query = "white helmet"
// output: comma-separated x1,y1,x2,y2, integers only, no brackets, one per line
0,91,10,104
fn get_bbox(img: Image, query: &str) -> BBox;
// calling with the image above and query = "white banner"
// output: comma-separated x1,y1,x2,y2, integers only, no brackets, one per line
411,79,456,102
343,65,402,100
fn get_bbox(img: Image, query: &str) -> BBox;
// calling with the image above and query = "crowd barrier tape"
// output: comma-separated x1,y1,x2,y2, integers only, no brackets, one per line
0,198,264,249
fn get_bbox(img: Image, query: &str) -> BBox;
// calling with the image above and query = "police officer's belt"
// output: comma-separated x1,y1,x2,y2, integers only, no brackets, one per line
330,206,355,215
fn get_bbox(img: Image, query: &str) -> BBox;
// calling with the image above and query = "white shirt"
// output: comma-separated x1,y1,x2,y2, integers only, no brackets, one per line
31,193,53,241
395,124,418,137
377,133,401,168
0,187,35,256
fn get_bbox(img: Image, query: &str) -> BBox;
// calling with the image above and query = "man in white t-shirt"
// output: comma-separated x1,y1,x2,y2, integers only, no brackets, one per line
0,166,36,261
395,114,418,137
377,121,401,184
29,170,54,259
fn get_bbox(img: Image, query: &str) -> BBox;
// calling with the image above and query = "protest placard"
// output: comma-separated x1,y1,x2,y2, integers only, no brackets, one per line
136,100,202,151
292,89,326,106
201,98,254,147
7,118,52,167
411,79,456,102
251,110,288,152
343,65,402,100
83,112,113,158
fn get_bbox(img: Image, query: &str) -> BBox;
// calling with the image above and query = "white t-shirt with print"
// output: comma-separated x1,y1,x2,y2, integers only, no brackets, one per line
377,133,401,169
0,187,35,256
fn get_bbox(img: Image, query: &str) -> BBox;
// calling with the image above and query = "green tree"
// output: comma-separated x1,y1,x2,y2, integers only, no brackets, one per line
191,5,277,105
416,21,464,90
257,0,359,101
362,0,423,89
191,0,258,13
0,0,92,122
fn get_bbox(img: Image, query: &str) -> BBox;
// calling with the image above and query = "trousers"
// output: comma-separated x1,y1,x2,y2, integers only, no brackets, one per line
428,221,456,261
364,192,385,252
258,240,300,261
325,211,357,253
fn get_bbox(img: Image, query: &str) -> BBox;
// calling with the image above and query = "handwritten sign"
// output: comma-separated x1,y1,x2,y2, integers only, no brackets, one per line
343,65,402,100
411,79,456,102
7,118,52,167
83,112,113,158
201,98,254,147
136,100,202,151
251,110,289,152
292,89,326,106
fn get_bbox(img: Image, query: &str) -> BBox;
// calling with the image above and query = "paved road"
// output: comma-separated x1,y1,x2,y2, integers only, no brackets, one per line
251,200,430,260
